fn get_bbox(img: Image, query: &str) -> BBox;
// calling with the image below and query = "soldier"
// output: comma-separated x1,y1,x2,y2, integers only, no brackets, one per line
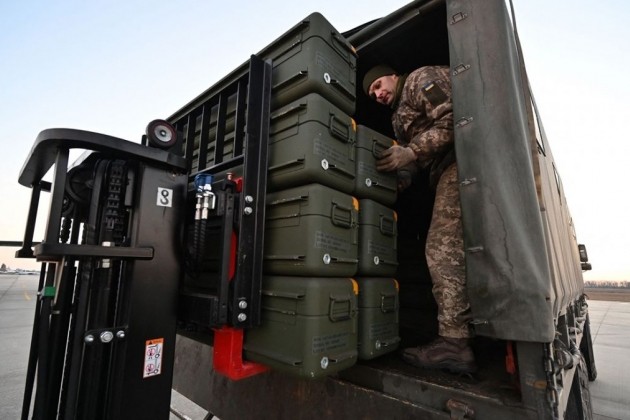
363,65,476,373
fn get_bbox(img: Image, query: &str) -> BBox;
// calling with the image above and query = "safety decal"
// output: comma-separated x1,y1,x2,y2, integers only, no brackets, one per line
157,187,173,207
143,338,164,378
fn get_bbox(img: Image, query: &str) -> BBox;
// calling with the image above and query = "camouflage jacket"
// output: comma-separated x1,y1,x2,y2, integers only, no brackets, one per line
392,66,454,182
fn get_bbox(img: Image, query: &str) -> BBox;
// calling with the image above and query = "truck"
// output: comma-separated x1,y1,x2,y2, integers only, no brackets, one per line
7,0,596,419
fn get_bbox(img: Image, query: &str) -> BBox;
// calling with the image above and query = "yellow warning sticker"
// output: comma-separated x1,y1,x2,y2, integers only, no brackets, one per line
143,338,164,378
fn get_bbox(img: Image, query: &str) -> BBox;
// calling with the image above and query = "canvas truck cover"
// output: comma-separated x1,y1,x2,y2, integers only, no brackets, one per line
446,0,554,342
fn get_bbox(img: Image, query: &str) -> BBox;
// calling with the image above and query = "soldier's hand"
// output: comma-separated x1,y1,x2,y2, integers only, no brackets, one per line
376,145,416,172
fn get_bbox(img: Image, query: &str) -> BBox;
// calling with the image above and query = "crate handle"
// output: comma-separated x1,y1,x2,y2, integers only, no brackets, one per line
327,256,359,264
371,139,390,158
379,215,396,236
380,292,398,313
374,258,398,268
330,31,357,63
263,254,306,261
330,202,353,228
267,194,308,207
379,337,401,348
241,345,303,367
328,114,352,143
272,71,308,92
267,158,305,173
270,103,307,123
366,180,397,194
329,294,353,322
266,18,310,66
266,194,308,220
327,77,355,101
327,349,357,365
261,289,305,300
325,163,355,180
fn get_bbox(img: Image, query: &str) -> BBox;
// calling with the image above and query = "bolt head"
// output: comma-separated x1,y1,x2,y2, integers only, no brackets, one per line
84,334,95,344
100,331,114,343
320,357,329,369
238,300,248,309
116,330,126,340
237,313,247,322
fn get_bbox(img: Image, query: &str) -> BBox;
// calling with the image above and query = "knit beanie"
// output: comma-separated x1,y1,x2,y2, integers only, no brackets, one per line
362,65,397,95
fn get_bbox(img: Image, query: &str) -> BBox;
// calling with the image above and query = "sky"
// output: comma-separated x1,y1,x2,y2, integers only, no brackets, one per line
0,0,628,282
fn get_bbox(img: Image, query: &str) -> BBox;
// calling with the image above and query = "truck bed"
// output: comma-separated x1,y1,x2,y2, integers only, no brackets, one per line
173,332,528,419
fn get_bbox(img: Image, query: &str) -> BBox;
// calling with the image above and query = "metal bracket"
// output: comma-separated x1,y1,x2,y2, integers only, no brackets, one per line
456,117,474,128
460,178,477,187
452,64,471,76
83,326,128,345
450,12,468,25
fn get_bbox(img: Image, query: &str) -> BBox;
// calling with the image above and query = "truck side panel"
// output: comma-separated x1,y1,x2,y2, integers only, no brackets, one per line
447,0,555,342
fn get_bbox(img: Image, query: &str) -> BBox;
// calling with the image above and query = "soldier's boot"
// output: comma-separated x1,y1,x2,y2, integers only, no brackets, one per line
402,337,477,373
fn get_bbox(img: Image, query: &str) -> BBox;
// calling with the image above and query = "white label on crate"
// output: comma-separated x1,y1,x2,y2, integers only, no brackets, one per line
143,338,163,378
157,188,173,207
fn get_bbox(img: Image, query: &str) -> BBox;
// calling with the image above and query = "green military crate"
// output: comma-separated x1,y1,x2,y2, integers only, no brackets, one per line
262,12,357,115
356,277,400,360
170,13,356,174
357,199,398,276
244,276,359,378
354,125,398,206
264,183,359,276
268,93,356,193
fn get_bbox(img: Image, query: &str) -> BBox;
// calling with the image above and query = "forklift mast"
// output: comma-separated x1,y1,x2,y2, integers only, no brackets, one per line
15,55,272,419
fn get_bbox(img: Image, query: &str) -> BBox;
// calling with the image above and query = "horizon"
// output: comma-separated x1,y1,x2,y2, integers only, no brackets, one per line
0,262,627,283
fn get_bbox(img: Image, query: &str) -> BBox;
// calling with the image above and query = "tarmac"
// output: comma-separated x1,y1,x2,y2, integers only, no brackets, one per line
1,274,628,419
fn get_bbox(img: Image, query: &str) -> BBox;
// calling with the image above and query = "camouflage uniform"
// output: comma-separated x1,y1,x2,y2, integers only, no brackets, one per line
392,66,472,338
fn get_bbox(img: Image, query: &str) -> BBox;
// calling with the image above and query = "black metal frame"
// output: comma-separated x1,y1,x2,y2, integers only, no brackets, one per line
15,128,186,263
14,129,187,420
174,55,272,329
9,52,271,419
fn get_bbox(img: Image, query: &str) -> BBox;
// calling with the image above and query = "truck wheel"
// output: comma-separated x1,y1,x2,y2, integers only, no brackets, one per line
565,356,593,420
579,313,597,381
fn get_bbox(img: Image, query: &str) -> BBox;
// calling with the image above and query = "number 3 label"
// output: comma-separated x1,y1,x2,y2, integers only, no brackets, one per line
157,188,173,207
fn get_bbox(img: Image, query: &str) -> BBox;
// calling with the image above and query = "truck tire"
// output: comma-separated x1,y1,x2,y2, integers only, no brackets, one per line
565,356,593,420
579,313,597,381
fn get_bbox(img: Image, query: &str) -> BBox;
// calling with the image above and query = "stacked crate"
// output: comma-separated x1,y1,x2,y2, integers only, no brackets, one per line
242,13,358,379
181,12,400,378
353,125,401,360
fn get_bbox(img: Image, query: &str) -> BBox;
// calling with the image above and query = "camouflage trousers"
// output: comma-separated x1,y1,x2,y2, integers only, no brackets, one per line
425,163,472,338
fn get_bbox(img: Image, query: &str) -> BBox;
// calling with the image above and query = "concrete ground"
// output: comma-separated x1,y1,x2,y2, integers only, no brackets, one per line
1,274,628,419
0,274,208,420
588,299,630,420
